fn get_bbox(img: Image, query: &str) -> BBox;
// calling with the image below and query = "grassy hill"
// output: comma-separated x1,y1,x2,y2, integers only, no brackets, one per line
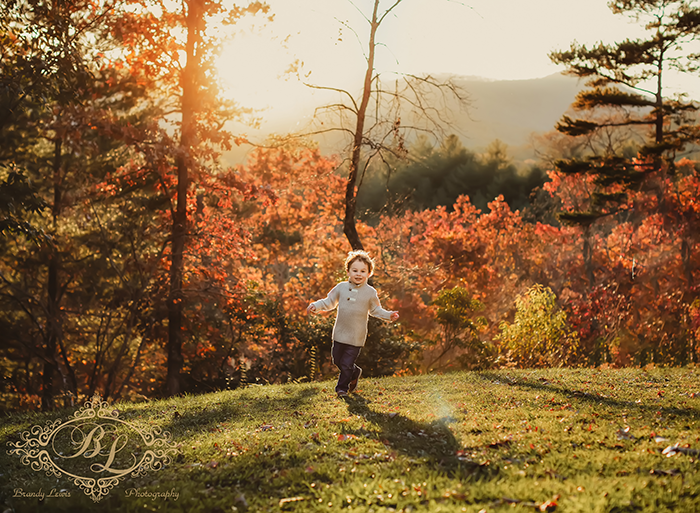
2,367,699,512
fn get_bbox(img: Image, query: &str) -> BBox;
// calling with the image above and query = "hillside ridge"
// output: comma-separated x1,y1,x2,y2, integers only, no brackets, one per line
224,73,585,165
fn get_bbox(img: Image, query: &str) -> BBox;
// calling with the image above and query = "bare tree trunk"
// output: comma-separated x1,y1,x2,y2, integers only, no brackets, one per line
44,138,79,408
42,138,64,410
40,350,56,410
104,308,138,399
655,42,664,147
305,1,465,250
343,0,383,251
583,226,594,286
166,0,202,396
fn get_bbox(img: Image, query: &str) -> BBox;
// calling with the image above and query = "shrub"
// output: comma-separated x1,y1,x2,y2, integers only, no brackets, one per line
428,286,492,370
496,284,579,367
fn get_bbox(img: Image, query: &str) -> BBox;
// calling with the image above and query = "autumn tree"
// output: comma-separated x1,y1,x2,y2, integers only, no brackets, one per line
232,144,346,382
0,2,53,243
0,0,272,406
0,168,47,244
114,0,270,395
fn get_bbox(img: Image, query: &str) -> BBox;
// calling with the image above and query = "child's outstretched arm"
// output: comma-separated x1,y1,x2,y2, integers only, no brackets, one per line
307,284,341,314
369,293,399,322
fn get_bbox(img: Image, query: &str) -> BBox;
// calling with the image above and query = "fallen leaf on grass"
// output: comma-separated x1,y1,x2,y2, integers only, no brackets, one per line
337,434,358,442
279,496,305,508
650,468,681,476
662,443,700,457
539,497,558,512
544,469,566,480
455,450,480,463
455,449,471,460
616,427,635,440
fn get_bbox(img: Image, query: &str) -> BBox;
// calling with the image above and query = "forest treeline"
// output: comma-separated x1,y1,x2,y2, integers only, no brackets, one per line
2,0,700,410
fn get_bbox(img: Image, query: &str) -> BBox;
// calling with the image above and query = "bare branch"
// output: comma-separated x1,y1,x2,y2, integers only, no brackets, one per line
314,102,359,116
303,82,359,112
345,0,371,24
377,0,405,25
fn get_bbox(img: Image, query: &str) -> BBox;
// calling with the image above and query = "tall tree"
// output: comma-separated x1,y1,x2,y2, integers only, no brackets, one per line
303,0,467,250
0,0,133,409
551,0,700,160
548,0,700,283
115,0,270,395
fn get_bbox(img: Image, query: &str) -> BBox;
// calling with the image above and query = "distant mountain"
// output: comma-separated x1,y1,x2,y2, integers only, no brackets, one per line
451,73,584,155
223,72,584,166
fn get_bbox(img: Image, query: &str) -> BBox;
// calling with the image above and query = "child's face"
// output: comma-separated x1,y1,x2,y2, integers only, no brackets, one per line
348,259,370,286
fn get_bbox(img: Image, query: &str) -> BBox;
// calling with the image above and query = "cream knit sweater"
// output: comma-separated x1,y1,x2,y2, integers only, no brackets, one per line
311,281,393,347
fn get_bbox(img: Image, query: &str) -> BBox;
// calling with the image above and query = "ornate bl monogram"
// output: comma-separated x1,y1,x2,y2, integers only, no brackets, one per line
7,394,179,502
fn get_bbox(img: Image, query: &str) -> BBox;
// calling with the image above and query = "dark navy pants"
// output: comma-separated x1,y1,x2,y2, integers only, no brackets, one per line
332,341,362,393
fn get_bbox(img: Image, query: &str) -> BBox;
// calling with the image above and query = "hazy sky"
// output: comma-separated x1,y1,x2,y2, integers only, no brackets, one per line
216,0,700,120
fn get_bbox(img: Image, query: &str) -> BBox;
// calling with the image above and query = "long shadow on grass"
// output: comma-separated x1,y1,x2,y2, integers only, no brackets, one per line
158,385,322,436
341,394,496,479
476,371,700,421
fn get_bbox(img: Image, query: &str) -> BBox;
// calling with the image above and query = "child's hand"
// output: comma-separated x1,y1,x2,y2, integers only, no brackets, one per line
307,304,316,314
390,311,399,322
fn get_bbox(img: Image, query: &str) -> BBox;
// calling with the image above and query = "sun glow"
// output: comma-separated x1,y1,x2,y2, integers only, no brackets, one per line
216,31,304,112
213,0,700,154
213,3,367,127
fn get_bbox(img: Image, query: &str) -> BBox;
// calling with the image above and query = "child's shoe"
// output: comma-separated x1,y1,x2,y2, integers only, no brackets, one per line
348,368,362,393
337,391,348,398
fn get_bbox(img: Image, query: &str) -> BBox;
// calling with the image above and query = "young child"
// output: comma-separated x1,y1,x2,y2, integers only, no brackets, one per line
307,250,399,397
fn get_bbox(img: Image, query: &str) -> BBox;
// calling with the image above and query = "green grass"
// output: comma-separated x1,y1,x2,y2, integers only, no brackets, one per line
1,367,699,512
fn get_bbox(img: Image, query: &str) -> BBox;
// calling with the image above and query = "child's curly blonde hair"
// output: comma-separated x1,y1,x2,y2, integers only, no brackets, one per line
344,250,374,276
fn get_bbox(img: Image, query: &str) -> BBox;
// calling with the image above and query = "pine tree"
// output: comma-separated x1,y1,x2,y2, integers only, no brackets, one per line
548,0,700,282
